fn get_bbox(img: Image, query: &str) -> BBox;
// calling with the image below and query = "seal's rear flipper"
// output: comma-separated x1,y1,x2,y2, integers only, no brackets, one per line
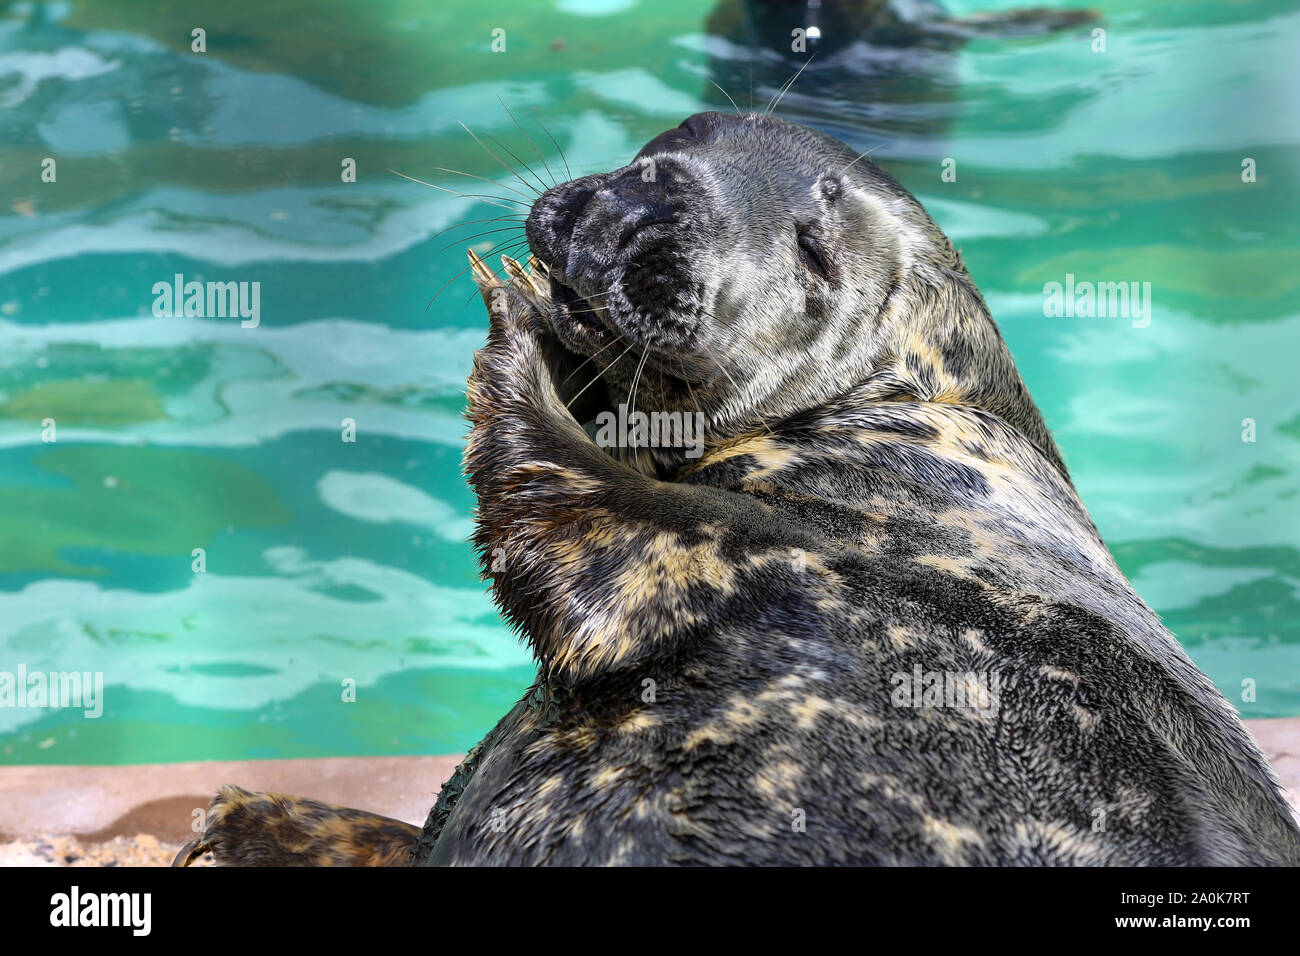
171,784,419,867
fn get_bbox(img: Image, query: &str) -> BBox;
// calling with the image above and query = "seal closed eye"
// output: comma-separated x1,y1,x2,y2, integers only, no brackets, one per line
796,225,830,280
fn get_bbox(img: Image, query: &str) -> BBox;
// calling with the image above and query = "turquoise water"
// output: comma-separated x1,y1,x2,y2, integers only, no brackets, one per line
1,0,1297,765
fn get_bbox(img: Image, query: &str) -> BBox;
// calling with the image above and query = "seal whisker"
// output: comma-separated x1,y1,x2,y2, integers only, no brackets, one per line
438,225,528,254
708,78,743,115
623,347,657,471
431,166,537,202
532,114,573,182
567,341,637,411
387,168,528,211
627,348,650,430
482,129,552,196
459,121,542,198
841,143,886,173
765,54,815,115
570,291,615,306
498,95,559,188
430,216,527,244
559,335,626,387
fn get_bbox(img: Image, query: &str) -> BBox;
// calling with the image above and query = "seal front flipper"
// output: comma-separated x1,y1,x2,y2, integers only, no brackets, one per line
463,251,773,687
173,784,419,866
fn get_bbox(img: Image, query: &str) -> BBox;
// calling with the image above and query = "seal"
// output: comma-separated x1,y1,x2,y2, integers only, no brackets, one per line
702,0,1100,137
183,111,1300,867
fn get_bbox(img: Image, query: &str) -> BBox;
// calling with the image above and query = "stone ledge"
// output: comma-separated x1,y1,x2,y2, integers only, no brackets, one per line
0,754,462,844
2,716,1297,864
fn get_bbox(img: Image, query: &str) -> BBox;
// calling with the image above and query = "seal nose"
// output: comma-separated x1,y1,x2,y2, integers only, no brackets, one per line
525,175,602,277
526,169,680,282
584,171,680,250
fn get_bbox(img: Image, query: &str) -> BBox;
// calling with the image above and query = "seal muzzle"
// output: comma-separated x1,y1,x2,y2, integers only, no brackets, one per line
526,162,710,356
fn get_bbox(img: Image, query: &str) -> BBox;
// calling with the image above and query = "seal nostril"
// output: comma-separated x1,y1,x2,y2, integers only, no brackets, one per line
526,181,599,274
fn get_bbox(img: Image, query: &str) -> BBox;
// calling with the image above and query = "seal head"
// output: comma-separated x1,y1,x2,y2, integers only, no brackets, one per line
526,111,1065,477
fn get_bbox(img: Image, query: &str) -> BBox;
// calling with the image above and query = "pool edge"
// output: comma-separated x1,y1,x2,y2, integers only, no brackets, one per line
3,715,1298,852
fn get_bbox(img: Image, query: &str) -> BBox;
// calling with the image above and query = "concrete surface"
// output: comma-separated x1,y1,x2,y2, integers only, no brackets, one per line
1,716,1297,865
0,754,462,844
